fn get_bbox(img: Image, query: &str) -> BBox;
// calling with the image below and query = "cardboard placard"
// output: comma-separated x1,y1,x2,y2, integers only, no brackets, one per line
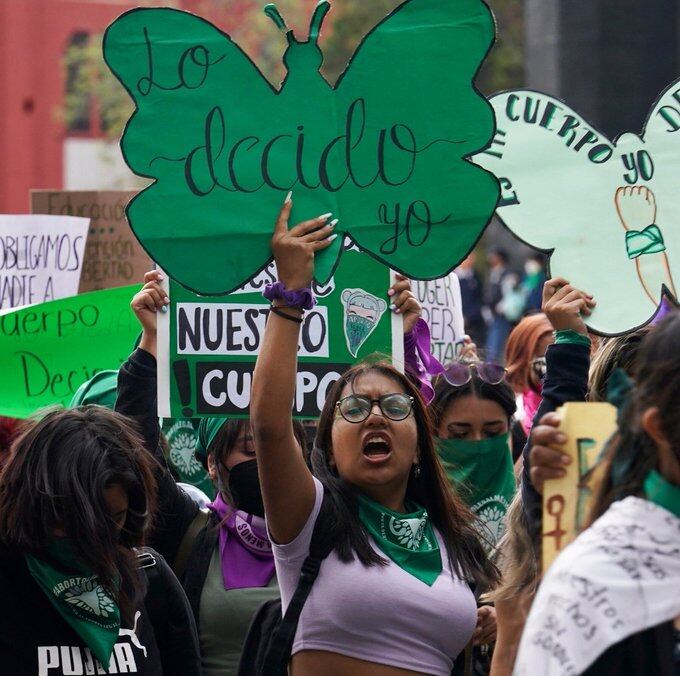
31,190,151,293
542,402,617,571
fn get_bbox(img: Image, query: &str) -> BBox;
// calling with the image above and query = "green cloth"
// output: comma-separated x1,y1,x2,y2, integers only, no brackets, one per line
69,370,118,409
625,224,666,259
436,433,516,548
554,329,591,347
644,469,680,520
25,539,120,665
195,417,228,458
199,547,279,675
356,493,442,586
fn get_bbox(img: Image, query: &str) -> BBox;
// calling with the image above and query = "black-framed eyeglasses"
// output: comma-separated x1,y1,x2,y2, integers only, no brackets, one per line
440,361,507,387
335,393,414,423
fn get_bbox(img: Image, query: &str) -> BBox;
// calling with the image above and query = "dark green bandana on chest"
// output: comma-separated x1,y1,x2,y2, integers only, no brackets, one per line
25,539,120,665
644,469,680,519
357,493,442,586
436,433,516,547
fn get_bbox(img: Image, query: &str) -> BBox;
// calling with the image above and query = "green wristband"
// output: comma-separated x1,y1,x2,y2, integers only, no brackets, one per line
554,329,590,347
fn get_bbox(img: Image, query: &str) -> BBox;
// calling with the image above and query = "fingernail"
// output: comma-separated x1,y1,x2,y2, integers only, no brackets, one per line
387,289,395,297
156,274,164,281
389,303,396,310
555,433,567,443
319,212,332,220
164,297,170,304
284,190,292,204
327,233,338,242
329,218,339,228
561,455,571,464
161,305,168,314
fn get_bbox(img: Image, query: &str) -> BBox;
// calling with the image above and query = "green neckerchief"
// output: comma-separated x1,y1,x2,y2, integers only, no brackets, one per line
644,469,680,520
436,433,516,548
356,493,442,586
25,539,120,665
625,224,666,259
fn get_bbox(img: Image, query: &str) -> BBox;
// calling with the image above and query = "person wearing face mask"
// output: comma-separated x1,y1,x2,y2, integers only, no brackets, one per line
249,195,499,676
504,313,554,460
115,272,311,676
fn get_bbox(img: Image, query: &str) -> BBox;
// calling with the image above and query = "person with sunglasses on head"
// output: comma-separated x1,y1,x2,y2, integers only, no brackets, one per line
504,313,555,461
249,196,498,676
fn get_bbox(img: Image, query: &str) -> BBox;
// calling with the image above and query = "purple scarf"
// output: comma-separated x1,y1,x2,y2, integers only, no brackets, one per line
404,318,444,404
207,493,276,590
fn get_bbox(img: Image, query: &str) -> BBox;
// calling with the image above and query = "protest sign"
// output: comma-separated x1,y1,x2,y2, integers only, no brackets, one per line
0,215,89,311
542,402,617,571
103,0,499,296
474,79,680,335
31,190,151,293
0,286,140,418
413,274,465,363
157,249,400,419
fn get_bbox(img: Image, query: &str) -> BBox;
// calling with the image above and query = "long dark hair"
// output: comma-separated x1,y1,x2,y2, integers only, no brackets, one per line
0,406,158,624
311,362,499,590
590,312,680,522
430,369,517,430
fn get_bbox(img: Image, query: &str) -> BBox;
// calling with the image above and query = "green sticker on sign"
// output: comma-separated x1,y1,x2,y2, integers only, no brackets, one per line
103,0,498,295
157,249,400,419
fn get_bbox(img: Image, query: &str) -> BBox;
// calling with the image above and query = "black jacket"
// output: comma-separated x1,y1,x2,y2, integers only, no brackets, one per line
116,348,220,627
0,543,200,676
521,341,676,675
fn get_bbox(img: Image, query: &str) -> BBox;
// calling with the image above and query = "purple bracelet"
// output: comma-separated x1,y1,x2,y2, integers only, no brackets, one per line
263,282,316,311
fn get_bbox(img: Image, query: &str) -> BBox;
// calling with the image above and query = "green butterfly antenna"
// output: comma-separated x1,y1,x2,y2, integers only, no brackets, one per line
309,1,331,43
264,4,289,33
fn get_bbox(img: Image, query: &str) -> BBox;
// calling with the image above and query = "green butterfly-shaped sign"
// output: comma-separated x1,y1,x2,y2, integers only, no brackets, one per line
103,0,499,295
474,81,680,335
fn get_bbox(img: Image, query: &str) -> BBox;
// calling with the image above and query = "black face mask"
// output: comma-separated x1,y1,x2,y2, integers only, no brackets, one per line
228,459,265,518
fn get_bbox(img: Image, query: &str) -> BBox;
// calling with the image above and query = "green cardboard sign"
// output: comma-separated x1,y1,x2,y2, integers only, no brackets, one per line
0,286,140,418
157,249,400,419
474,81,680,335
103,0,498,296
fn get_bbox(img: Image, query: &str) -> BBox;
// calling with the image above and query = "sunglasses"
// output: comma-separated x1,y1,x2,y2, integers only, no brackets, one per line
440,361,507,387
335,393,414,424
531,357,547,380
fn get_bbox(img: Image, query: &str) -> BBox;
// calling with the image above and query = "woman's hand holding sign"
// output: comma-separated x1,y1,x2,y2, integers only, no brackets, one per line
130,270,169,358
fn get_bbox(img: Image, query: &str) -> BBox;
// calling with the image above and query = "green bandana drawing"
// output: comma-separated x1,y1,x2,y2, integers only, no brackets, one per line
357,492,442,586
26,539,120,665
103,0,499,295
341,288,387,357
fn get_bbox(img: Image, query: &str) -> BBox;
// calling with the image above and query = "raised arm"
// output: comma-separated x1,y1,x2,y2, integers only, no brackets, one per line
250,195,336,544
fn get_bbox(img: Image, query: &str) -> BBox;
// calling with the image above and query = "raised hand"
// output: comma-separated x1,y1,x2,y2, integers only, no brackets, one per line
542,278,596,335
130,270,169,357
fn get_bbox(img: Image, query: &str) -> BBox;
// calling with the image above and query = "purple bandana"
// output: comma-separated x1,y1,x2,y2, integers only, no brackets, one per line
404,318,445,404
207,493,276,590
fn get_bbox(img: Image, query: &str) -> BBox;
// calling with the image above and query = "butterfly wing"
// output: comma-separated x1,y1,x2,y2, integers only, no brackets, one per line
333,0,499,279
104,8,280,294
473,90,658,335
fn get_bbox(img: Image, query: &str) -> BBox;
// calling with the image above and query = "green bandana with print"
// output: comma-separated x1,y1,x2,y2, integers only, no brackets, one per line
437,433,516,548
357,493,442,586
26,539,120,665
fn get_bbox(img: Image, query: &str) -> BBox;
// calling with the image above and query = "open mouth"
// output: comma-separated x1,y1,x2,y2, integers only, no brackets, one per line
362,434,392,462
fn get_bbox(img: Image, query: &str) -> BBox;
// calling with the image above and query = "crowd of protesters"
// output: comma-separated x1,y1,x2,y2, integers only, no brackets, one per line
1,196,679,676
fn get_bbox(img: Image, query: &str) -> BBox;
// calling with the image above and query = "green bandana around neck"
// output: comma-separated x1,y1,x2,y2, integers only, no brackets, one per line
436,433,516,548
25,539,120,665
356,493,442,586
644,469,680,520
